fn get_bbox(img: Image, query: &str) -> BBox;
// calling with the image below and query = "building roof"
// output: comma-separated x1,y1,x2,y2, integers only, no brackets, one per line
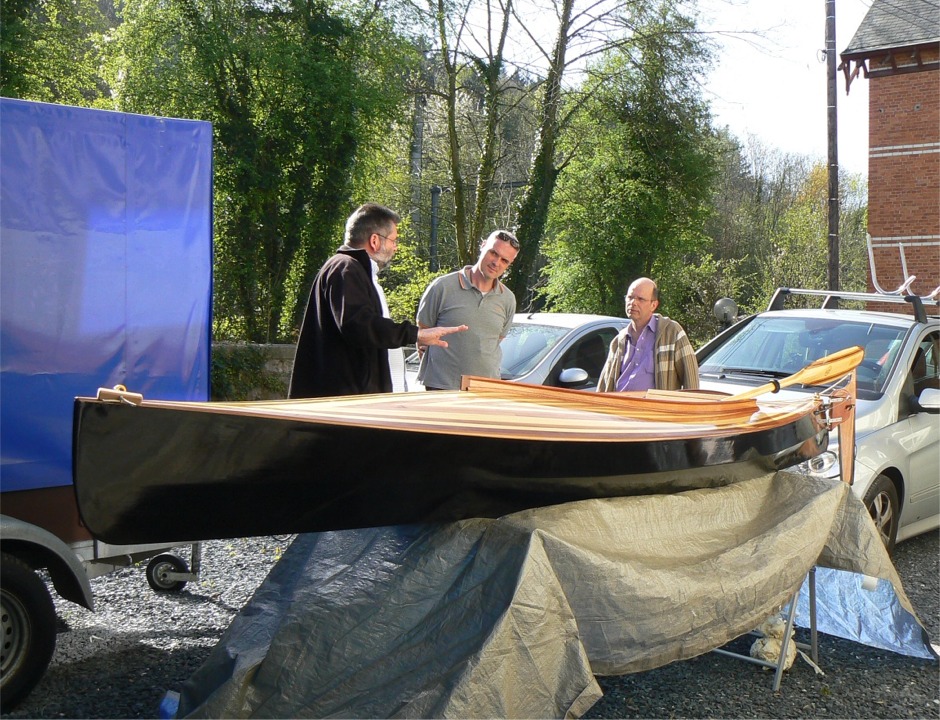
843,0,939,56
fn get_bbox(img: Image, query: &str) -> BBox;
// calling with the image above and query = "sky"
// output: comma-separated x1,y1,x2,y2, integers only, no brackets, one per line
697,0,873,176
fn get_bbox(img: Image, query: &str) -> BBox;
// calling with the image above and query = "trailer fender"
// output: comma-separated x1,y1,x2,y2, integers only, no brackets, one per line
0,515,94,610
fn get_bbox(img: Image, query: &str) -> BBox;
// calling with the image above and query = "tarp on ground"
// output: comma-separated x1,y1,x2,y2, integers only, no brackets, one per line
176,471,936,719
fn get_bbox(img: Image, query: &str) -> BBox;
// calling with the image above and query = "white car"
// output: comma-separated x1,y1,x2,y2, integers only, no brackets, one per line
405,313,629,391
696,288,940,551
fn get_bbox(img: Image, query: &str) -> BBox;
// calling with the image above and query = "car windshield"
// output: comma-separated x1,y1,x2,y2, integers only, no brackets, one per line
699,316,907,395
500,323,569,379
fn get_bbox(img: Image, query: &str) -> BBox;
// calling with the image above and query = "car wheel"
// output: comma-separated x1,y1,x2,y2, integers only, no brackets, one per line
863,474,899,553
0,553,57,713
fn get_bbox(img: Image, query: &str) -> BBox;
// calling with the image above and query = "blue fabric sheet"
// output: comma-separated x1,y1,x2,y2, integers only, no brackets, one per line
0,99,212,492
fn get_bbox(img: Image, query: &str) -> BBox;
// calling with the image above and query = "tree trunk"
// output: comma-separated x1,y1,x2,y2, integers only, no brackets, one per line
509,0,573,309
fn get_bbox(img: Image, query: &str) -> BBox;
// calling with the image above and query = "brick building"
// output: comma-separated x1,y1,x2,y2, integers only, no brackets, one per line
840,0,939,314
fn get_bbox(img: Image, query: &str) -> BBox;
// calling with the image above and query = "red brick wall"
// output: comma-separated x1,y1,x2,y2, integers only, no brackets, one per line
869,56,940,148
866,58,939,314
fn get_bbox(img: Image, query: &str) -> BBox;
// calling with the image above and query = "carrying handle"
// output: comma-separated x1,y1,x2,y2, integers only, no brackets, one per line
96,385,144,406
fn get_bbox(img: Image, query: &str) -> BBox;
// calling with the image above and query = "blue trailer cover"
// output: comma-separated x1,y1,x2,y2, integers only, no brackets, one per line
1,99,212,493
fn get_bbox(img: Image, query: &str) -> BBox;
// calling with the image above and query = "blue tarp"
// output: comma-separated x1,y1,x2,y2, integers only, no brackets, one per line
1,99,212,492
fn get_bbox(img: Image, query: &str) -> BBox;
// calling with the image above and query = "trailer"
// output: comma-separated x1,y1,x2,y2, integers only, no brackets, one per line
0,98,213,712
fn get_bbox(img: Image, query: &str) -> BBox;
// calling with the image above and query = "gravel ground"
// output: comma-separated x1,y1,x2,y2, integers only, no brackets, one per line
3,531,937,719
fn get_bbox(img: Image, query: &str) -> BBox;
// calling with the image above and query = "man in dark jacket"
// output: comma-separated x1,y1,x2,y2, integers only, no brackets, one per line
289,203,466,398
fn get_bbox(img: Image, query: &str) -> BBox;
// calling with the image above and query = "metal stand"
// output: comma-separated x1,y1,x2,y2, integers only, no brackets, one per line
713,567,818,691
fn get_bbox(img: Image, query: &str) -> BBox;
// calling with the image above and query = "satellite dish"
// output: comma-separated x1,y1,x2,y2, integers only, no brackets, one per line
713,297,738,326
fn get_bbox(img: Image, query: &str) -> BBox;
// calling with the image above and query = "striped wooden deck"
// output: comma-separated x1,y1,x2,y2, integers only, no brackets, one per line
94,379,824,443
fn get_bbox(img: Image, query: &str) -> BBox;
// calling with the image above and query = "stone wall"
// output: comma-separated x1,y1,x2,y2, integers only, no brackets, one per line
211,342,294,400
257,344,294,397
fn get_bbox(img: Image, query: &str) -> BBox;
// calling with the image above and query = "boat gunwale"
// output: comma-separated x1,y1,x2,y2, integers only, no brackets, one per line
74,390,824,443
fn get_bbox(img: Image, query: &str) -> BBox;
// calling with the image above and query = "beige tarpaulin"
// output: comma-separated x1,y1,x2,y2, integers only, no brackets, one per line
176,471,932,719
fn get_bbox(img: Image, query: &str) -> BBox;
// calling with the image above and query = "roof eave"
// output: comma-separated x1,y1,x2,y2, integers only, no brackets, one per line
838,40,940,93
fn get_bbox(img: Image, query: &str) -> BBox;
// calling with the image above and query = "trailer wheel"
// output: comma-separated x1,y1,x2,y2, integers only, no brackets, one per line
146,553,189,592
0,553,57,714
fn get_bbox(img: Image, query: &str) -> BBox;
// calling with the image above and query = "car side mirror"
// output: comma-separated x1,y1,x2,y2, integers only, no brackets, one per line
558,367,590,387
911,387,940,414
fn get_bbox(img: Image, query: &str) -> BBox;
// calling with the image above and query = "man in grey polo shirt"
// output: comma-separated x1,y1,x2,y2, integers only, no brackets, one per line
416,230,519,390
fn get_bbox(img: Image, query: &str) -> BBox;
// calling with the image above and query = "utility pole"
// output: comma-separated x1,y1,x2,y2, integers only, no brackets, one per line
410,94,426,237
429,185,448,272
826,0,840,291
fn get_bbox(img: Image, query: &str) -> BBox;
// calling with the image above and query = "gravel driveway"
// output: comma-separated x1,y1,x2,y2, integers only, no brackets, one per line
3,531,937,719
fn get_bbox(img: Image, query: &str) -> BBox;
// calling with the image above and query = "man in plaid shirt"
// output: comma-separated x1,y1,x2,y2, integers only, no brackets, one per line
596,277,699,392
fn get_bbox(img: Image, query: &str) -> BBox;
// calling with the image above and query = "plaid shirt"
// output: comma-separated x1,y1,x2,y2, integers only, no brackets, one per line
597,314,699,392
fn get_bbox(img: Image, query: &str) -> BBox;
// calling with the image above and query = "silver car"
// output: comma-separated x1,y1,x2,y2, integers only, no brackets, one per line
696,288,940,551
405,313,628,391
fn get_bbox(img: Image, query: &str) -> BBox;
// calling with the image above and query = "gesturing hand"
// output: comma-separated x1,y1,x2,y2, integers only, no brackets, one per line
417,324,469,348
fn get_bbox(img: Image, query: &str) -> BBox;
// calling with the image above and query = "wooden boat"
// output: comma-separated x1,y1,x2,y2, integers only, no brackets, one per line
71,348,862,545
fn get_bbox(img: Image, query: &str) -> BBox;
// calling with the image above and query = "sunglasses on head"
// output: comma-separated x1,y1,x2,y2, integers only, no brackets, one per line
495,231,520,249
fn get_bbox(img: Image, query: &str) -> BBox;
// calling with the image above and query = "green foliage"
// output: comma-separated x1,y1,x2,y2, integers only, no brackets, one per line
838,172,870,289
703,129,771,311
383,238,446,323
760,164,869,305
540,4,717,318
652,253,747,347
3,0,872,351
350,121,414,220
1,0,109,103
702,133,868,317
106,0,418,343
211,344,285,400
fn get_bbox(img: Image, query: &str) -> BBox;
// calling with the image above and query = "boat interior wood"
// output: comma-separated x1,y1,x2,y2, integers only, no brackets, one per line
77,388,821,444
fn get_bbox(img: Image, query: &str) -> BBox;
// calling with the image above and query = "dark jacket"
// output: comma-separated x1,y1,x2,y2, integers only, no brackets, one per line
288,246,419,398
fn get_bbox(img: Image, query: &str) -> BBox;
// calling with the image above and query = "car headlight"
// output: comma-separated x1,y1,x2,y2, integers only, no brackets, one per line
797,450,841,478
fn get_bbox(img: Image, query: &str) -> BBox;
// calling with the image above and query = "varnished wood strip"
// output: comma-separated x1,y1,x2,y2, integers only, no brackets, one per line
458,376,761,421
84,390,819,443
302,400,816,438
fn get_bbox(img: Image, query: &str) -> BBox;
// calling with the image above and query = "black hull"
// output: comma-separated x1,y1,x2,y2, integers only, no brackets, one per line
72,399,828,545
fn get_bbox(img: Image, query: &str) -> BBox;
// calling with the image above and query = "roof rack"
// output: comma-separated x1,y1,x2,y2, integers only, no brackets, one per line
767,288,940,324
867,234,940,301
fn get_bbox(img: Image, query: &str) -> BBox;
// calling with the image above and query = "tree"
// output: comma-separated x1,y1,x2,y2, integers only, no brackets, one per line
653,252,747,346
539,4,717,319
705,133,868,316
762,164,868,302
510,0,713,308
419,0,537,267
106,0,417,342
1,0,108,103
407,61,537,271
508,0,574,307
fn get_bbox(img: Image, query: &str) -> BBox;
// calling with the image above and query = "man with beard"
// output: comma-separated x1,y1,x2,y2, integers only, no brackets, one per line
289,203,466,398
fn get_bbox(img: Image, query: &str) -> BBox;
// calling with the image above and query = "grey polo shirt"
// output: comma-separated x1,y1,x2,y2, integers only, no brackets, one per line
416,267,516,390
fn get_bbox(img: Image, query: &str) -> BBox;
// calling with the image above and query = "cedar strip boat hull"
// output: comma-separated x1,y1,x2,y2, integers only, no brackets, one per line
72,390,829,545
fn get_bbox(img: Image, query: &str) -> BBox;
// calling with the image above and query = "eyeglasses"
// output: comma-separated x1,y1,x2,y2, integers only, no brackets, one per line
375,233,398,245
495,231,520,249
